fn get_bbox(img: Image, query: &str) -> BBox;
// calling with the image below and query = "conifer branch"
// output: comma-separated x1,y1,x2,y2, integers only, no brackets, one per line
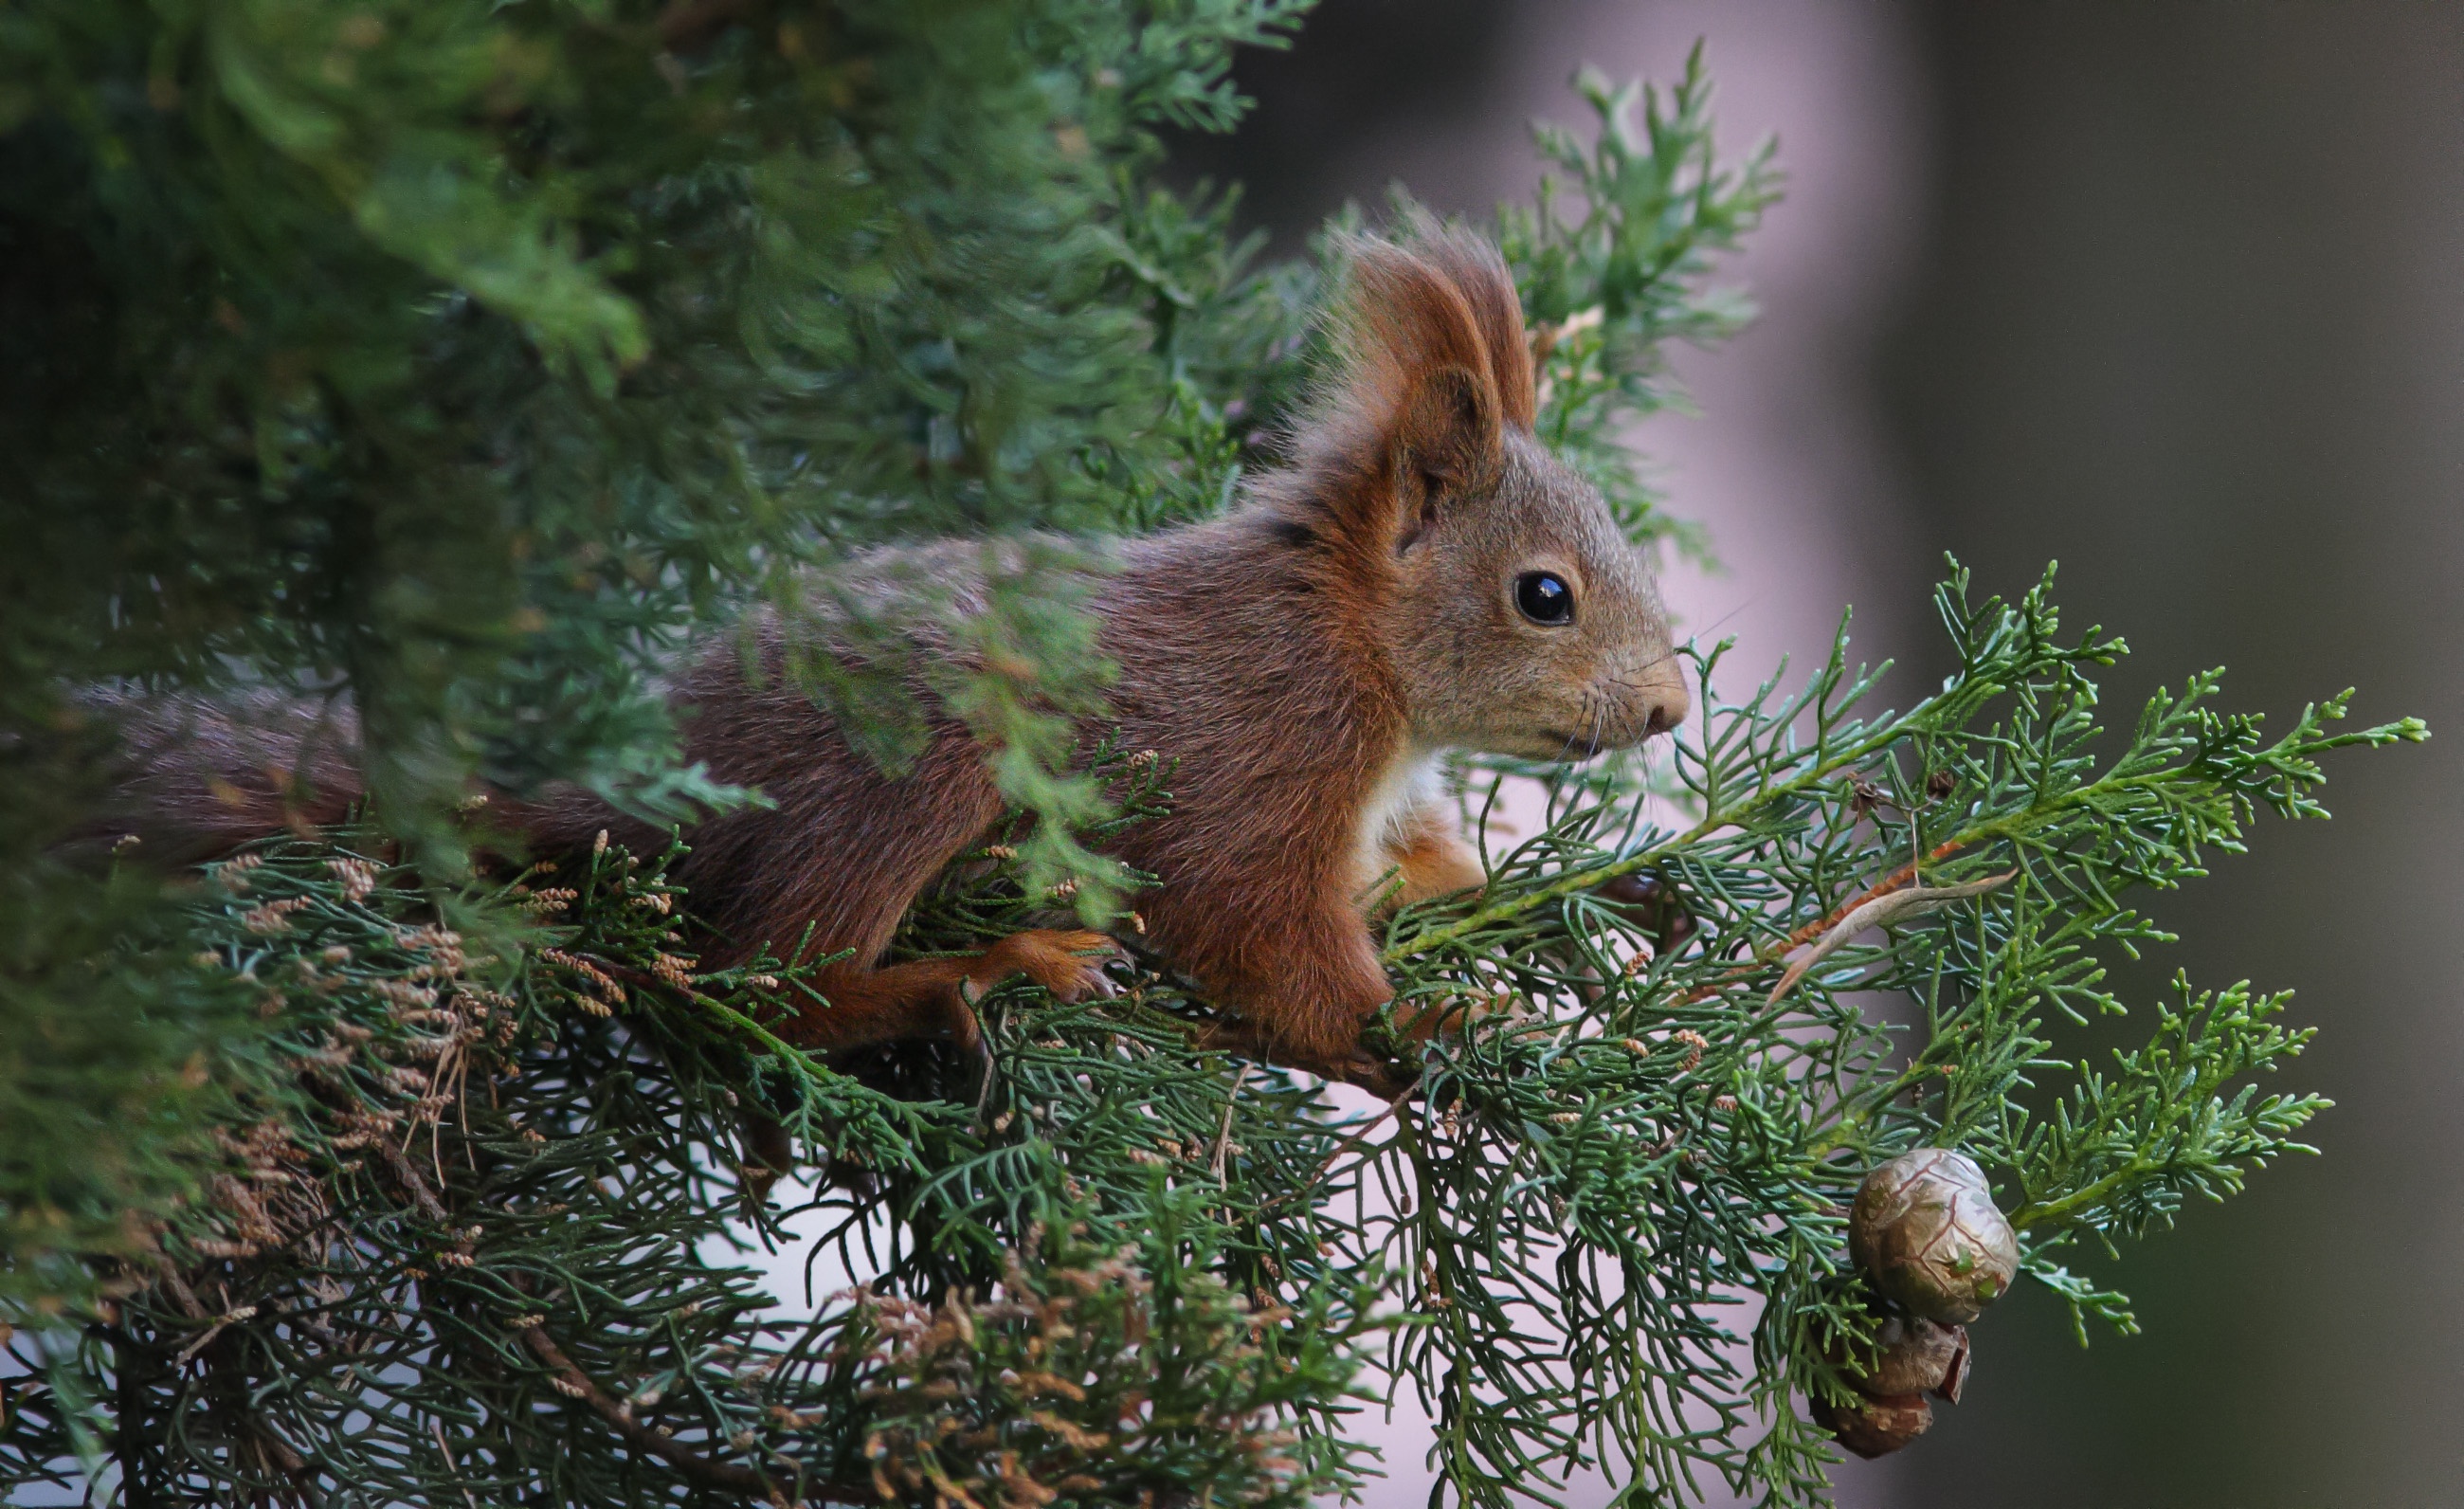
0,17,2426,1508
516,1322,795,1504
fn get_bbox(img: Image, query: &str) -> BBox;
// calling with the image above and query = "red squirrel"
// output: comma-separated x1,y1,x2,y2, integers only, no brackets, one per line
107,231,1688,1084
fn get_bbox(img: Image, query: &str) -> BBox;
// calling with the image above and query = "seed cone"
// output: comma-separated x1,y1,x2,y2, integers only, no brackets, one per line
1810,1389,1932,1459
1857,1314,1970,1401
1848,1148,2018,1324
1814,1315,1971,1457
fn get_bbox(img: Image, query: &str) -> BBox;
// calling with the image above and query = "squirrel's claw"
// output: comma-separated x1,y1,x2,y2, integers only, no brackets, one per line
985,928,1124,1006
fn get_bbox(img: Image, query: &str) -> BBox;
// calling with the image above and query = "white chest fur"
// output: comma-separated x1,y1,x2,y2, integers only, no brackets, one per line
1349,743,1445,903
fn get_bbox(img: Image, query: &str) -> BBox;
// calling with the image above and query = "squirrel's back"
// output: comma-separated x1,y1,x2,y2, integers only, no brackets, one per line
82,227,1686,1082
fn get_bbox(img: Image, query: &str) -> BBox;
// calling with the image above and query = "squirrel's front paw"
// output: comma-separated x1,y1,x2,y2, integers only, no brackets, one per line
1338,1043,1421,1100
978,929,1124,1004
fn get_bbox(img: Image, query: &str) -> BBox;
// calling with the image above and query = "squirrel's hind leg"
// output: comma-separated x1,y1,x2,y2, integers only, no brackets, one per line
679,726,1122,1056
781,930,1124,1056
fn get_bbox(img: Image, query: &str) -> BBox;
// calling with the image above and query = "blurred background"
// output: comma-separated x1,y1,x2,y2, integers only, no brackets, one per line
1181,2,2464,1504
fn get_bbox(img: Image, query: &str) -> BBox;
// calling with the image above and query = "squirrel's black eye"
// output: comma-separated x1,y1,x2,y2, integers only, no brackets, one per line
1514,571,1575,626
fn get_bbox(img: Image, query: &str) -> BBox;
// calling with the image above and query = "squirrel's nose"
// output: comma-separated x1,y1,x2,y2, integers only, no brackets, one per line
1628,658,1690,740
1643,689,1687,738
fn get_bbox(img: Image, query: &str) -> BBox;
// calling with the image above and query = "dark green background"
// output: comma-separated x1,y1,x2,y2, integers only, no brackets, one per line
1889,9,2462,1504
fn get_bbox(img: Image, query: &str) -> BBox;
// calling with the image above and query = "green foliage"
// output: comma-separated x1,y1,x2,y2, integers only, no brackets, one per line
0,832,1381,1506
0,0,1315,1317
845,1209,1376,1509
0,0,1312,845
1502,45,1779,562
1342,566,2419,1502
0,864,265,1323
0,9,2427,1509
1,573,2419,1508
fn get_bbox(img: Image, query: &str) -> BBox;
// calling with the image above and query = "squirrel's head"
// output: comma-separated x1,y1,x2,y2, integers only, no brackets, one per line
1263,230,1688,761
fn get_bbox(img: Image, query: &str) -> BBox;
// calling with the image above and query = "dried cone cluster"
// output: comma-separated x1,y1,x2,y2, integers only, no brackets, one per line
1821,1148,2017,1458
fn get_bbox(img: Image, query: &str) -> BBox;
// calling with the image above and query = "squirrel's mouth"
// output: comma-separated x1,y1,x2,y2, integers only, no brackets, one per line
1535,729,1605,760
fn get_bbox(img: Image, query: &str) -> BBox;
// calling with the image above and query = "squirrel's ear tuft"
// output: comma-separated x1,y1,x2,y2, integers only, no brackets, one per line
1411,230,1536,430
1310,231,1528,550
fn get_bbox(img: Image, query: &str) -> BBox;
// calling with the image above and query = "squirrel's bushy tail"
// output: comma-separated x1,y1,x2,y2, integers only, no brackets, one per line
78,690,369,863
83,690,654,867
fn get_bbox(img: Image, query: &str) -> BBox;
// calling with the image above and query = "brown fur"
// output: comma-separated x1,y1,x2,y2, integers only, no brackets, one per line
101,231,1687,1086
82,691,367,863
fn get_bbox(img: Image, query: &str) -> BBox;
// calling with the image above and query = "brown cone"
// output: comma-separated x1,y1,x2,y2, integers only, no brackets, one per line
1856,1315,1969,1400
1813,1315,1971,1457
1811,1389,1933,1459
1848,1148,2019,1324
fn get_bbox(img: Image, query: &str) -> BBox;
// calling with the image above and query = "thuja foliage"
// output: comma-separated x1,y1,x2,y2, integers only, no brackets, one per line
0,10,2428,1509
1,821,1380,1506
2,577,2421,1507
3,0,1326,1321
